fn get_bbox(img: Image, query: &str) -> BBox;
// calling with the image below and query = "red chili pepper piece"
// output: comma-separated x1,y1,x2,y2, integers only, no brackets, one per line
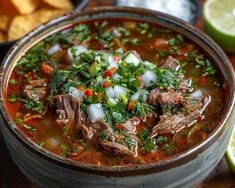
84,88,93,97
104,67,117,78
128,100,135,112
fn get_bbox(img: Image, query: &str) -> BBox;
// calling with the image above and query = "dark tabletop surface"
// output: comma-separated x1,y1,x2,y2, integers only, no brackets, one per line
0,0,235,188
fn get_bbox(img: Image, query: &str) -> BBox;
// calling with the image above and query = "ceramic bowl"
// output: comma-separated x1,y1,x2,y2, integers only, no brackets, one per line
0,7,234,188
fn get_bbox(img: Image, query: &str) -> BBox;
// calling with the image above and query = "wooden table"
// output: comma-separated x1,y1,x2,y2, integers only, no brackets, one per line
0,0,235,187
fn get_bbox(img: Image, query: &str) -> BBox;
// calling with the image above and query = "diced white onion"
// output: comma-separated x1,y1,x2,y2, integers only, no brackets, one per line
123,51,140,66
190,89,203,98
69,86,83,99
105,87,116,98
114,85,127,98
108,97,117,105
87,103,105,122
67,45,87,62
113,73,122,80
131,92,140,101
141,70,157,88
108,55,118,69
112,28,122,38
47,43,60,55
143,61,156,69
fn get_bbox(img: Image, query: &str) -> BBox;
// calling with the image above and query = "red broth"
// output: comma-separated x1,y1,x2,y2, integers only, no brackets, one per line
6,19,224,165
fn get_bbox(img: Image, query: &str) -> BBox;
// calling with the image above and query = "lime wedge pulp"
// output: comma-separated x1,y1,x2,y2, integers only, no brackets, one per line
203,0,235,53
225,126,235,173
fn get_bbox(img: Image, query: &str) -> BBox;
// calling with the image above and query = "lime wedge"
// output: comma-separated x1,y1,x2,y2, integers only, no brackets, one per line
225,126,235,173
203,0,235,53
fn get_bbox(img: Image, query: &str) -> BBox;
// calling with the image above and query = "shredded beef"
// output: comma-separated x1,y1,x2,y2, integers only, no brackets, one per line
160,56,180,71
148,88,184,106
100,140,136,158
53,94,95,139
23,79,47,100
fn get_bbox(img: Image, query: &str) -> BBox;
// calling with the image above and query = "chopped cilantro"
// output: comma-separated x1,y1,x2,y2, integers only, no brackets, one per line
22,123,37,131
9,79,17,85
60,144,69,157
8,95,17,102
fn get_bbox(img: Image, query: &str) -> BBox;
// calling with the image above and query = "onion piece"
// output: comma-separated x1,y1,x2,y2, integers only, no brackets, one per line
131,92,140,101
123,51,141,66
105,87,116,98
47,43,60,55
67,45,87,62
112,28,121,38
190,89,203,98
143,61,156,69
69,86,83,99
114,85,127,98
87,103,105,122
108,55,118,69
113,73,122,80
141,70,157,88
108,97,117,105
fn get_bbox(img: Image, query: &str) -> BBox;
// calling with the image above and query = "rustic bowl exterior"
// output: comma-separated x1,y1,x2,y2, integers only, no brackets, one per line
0,7,234,188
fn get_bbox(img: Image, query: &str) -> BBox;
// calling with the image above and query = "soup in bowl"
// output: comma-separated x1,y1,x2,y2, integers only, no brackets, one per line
0,7,234,188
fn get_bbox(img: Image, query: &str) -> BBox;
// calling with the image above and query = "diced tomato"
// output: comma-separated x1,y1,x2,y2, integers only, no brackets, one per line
113,55,120,63
104,67,117,78
103,81,112,88
154,38,168,48
116,124,124,130
77,85,84,90
127,100,135,112
84,88,93,97
198,76,206,86
177,55,186,61
136,76,143,87
41,63,54,75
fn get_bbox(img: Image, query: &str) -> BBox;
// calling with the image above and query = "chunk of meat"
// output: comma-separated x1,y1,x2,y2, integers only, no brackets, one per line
23,79,47,100
53,94,94,140
148,88,183,106
183,95,211,113
160,56,180,71
151,110,201,137
151,95,211,137
117,117,141,133
100,140,136,158
91,120,110,132
178,77,193,92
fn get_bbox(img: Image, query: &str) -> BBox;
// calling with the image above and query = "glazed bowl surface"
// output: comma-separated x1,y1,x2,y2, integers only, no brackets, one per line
0,6,234,188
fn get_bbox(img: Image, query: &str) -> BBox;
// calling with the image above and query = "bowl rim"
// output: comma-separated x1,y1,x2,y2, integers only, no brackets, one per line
0,6,234,176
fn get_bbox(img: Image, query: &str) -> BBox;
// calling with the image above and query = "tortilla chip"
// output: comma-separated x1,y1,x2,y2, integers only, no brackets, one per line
8,8,69,41
43,0,73,10
8,15,40,41
32,8,69,24
10,0,40,14
0,1,19,17
0,13,12,31
0,31,7,42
